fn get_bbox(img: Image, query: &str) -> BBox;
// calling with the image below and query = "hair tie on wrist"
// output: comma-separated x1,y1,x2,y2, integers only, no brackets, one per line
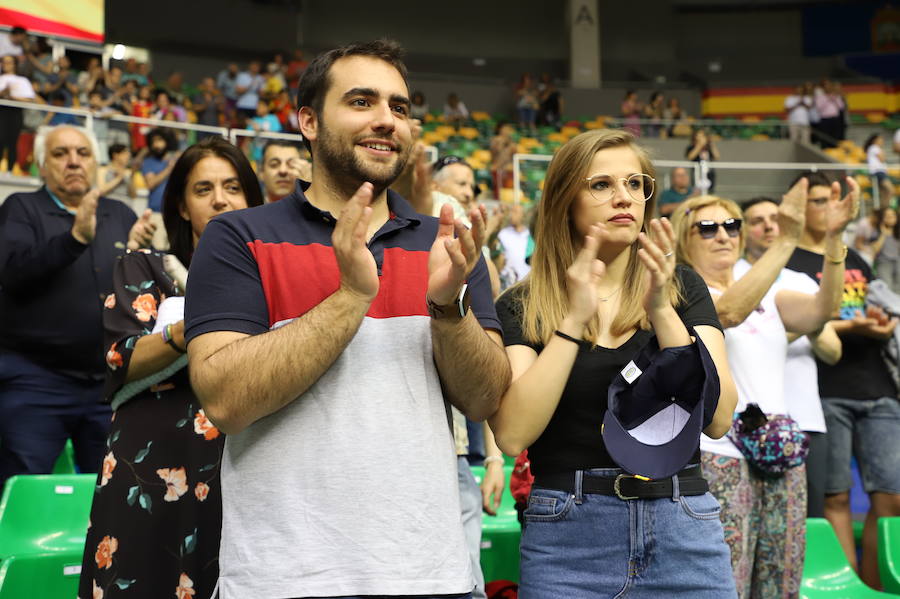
554,330,581,344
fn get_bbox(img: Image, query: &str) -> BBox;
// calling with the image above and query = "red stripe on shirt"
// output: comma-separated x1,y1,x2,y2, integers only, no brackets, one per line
248,241,430,326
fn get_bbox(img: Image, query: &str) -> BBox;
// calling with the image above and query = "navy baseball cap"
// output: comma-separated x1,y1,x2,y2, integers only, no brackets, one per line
602,331,720,480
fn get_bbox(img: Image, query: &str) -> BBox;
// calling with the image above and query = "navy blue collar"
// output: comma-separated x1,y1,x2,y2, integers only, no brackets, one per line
290,179,422,228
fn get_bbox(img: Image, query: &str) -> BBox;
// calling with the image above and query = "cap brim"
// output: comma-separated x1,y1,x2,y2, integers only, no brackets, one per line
602,397,704,480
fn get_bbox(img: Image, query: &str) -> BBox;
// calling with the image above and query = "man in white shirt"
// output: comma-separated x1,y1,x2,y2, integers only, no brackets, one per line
497,202,532,286
0,27,26,60
784,84,813,145
741,196,842,518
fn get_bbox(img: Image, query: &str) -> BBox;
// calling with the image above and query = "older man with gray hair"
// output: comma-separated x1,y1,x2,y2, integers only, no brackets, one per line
0,125,154,490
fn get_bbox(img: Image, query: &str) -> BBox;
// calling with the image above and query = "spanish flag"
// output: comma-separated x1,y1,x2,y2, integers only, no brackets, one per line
0,0,103,44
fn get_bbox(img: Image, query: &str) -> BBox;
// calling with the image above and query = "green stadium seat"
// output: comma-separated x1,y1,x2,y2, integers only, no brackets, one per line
801,518,898,598
0,474,95,558
879,517,900,594
0,549,84,599
52,440,76,475
471,465,521,583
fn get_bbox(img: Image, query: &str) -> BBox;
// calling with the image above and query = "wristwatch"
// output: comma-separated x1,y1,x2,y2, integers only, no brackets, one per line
427,284,471,321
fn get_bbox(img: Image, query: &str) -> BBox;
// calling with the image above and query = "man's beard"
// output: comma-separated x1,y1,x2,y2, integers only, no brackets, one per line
315,120,407,198
150,147,166,159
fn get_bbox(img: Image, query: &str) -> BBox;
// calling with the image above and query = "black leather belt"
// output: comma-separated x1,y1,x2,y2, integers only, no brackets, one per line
533,465,708,500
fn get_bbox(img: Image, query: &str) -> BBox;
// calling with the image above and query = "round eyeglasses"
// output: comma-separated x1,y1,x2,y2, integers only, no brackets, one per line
584,173,655,204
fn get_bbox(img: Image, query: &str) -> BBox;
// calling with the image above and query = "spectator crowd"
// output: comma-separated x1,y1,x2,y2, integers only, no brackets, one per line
3,28,900,599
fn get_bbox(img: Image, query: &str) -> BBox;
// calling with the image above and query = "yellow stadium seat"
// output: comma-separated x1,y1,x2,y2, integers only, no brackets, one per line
499,188,516,204
751,134,770,141
424,113,436,123
560,126,581,137
857,174,872,188
458,127,480,140
584,120,603,130
435,125,456,136
472,149,492,163
471,111,491,122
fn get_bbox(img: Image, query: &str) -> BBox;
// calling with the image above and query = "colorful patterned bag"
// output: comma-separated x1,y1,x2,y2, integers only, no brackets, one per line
727,403,809,477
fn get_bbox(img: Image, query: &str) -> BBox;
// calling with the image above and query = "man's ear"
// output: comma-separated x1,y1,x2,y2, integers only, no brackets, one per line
298,106,317,144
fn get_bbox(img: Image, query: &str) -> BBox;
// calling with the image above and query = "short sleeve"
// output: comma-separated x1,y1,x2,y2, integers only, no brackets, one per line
468,253,502,333
495,286,541,351
674,265,723,331
103,251,176,399
185,215,270,342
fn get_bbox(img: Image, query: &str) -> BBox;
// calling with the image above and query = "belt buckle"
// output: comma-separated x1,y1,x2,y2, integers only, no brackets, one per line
613,474,640,501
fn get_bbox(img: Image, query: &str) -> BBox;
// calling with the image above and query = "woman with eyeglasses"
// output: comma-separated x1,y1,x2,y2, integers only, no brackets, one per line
670,181,857,598
490,129,739,597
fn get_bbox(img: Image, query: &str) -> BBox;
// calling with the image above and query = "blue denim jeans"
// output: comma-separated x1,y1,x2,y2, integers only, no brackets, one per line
519,467,737,599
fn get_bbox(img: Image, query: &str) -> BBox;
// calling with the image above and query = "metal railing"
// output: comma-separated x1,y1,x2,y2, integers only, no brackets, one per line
1,100,441,166
513,153,899,209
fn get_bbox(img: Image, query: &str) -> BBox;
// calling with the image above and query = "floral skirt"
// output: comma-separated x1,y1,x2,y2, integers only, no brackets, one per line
79,381,224,599
701,452,807,599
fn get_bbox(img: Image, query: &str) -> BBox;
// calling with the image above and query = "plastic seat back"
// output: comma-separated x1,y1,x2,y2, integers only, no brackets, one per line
801,518,896,598
52,440,76,475
0,474,95,558
471,465,521,583
0,550,84,599
879,517,900,594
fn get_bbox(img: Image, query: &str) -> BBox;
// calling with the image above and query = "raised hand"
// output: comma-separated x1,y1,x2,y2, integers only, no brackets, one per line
565,224,607,326
826,176,861,236
427,202,486,306
638,218,677,314
333,182,379,302
163,254,189,290
127,209,156,250
72,189,100,244
778,177,808,241
849,307,898,340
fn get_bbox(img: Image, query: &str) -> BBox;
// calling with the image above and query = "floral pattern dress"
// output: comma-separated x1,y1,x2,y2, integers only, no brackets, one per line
79,250,224,599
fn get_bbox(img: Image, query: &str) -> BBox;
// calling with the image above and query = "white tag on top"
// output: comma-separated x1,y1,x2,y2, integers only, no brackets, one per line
621,360,642,384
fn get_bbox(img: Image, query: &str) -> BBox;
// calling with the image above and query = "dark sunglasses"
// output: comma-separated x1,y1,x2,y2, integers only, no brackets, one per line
433,155,466,172
693,218,742,239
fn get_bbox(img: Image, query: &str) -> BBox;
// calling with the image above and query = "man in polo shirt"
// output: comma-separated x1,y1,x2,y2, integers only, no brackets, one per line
185,39,510,598
259,139,310,202
0,125,155,489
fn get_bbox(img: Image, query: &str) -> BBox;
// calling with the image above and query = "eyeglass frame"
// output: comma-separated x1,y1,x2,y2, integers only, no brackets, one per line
692,218,743,239
582,173,656,204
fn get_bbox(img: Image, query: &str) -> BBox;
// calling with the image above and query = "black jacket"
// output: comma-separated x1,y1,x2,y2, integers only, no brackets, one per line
0,187,137,380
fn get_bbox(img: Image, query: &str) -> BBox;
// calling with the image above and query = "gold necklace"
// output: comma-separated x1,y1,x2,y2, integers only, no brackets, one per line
598,286,621,302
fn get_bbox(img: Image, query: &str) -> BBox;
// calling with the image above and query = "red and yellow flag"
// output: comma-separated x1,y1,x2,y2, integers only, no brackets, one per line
0,0,103,43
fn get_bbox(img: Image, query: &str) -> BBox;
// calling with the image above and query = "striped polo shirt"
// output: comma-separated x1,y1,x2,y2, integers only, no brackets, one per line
185,182,499,598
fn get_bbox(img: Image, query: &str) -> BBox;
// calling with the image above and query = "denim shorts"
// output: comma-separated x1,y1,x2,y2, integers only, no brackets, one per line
519,467,737,599
822,396,900,494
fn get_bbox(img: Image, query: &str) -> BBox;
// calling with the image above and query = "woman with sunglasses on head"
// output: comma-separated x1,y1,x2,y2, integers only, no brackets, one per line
79,137,263,599
490,129,739,598
670,179,857,598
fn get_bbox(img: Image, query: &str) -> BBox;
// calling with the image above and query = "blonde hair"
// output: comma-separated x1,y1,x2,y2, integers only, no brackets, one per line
511,129,681,346
670,195,744,268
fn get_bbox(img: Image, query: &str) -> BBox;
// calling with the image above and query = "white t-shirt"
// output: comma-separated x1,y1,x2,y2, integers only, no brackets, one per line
497,225,531,284
0,33,23,57
734,260,826,433
868,144,887,175
701,261,789,459
784,95,811,126
0,74,35,99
